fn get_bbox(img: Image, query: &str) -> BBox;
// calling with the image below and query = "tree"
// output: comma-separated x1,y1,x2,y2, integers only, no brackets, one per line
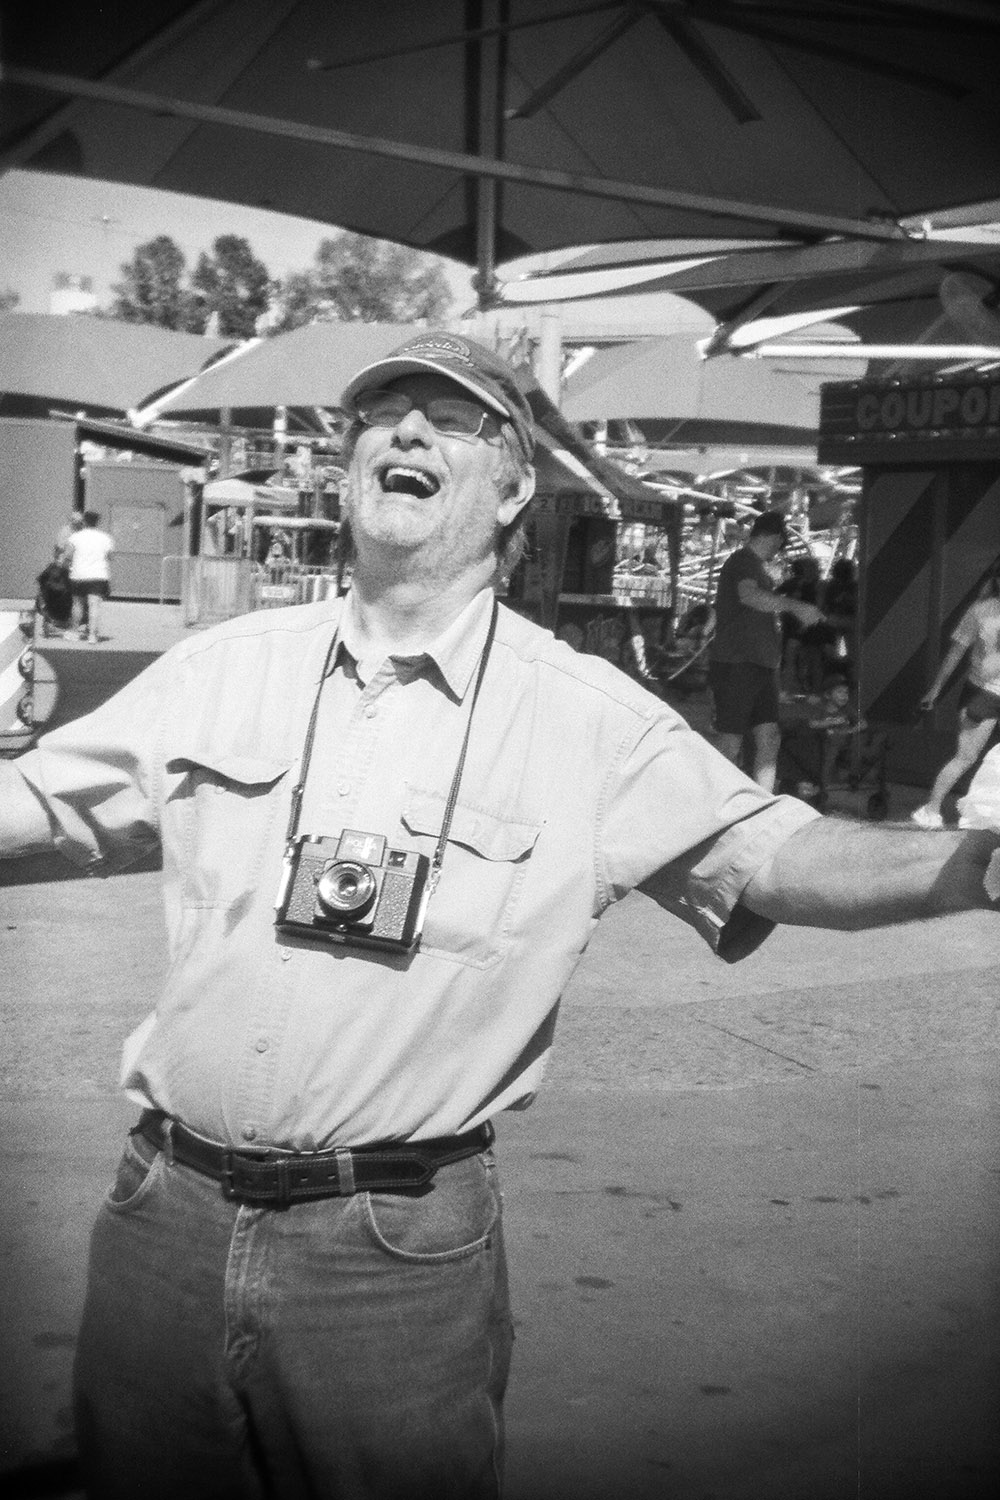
270,232,453,332
190,235,272,339
108,235,197,330
0,288,20,311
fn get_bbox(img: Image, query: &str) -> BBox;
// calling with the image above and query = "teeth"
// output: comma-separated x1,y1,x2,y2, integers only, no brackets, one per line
382,466,440,497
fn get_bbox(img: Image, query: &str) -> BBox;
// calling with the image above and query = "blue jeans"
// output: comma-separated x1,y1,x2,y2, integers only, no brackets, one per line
73,1129,513,1499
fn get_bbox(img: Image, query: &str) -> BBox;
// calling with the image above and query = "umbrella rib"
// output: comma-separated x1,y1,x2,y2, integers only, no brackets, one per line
647,5,762,124
506,6,645,121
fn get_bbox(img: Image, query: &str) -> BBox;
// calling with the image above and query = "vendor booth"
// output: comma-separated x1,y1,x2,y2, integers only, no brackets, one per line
180,471,341,625
819,369,1000,785
507,440,680,681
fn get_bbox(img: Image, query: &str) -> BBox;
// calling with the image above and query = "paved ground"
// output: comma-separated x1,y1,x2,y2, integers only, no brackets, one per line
1,602,998,1499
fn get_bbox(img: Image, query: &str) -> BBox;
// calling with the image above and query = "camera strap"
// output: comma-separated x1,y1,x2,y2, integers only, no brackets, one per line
284,595,500,895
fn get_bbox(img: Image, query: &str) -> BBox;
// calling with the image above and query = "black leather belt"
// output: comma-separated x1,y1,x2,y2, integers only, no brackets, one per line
136,1111,493,1208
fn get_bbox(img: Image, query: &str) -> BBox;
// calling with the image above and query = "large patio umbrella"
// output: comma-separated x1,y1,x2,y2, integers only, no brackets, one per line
133,321,417,421
3,1,999,306
498,235,1000,358
560,332,865,447
0,311,230,419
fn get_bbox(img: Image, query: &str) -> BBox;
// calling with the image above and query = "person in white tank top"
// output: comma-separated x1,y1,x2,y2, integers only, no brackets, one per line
65,509,115,644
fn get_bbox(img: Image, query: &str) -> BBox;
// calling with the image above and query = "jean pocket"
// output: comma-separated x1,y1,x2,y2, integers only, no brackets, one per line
362,1153,499,1263
104,1131,163,1213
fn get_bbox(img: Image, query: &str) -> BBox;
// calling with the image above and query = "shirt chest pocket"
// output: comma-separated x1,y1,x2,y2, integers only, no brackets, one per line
401,789,541,968
167,750,293,909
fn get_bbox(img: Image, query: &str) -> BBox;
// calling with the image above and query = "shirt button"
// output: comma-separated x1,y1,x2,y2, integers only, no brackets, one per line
364,704,377,719
255,1037,269,1053
242,1126,257,1142
337,781,351,796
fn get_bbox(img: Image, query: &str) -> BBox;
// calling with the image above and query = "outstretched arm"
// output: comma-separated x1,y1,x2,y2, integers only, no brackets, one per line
741,817,999,930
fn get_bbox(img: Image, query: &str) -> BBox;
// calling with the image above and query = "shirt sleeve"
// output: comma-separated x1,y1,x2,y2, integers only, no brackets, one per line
598,707,821,961
12,648,178,872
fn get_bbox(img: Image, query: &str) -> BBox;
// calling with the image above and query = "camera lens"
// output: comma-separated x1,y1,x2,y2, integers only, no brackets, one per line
316,860,377,917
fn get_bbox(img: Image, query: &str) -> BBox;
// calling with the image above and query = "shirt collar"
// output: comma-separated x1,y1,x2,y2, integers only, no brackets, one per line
338,586,496,700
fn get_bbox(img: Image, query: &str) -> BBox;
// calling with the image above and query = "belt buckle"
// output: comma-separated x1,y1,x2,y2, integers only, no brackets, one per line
220,1150,292,1208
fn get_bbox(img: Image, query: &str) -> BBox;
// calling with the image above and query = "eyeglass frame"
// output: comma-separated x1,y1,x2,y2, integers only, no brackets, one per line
351,388,504,442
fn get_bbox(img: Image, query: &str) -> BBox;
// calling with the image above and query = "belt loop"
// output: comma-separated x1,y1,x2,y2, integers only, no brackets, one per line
275,1158,291,1210
334,1149,356,1196
162,1116,175,1168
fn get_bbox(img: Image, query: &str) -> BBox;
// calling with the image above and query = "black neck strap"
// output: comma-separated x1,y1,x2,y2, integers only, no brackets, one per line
285,596,500,892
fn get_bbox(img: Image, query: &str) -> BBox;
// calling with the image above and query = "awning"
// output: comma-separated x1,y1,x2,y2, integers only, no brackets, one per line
71,415,211,464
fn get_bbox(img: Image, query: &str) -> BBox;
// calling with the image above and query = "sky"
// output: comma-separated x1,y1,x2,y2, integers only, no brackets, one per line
0,168,480,314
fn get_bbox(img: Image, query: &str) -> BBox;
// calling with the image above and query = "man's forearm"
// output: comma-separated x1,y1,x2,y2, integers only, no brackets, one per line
0,766,59,858
742,817,999,930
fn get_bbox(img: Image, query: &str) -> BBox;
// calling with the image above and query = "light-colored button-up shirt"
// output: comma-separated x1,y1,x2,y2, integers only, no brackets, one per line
12,589,817,1149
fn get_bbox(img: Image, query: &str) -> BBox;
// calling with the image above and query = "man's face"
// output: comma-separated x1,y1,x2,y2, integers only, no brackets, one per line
344,373,533,579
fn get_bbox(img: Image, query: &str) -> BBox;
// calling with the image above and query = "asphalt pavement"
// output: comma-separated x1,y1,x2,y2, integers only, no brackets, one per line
1,602,998,1499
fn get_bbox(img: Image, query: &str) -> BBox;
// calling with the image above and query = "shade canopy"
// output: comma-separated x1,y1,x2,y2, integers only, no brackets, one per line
134,322,419,419
0,312,230,418
500,236,1000,357
4,0,999,300
561,333,865,445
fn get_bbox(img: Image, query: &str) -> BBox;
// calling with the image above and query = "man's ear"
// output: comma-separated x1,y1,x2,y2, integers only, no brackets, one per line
497,466,535,528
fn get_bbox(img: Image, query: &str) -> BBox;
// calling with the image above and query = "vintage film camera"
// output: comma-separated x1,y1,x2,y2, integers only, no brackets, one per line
275,830,431,954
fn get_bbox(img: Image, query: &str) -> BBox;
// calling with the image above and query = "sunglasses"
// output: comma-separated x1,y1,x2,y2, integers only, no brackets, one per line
353,389,501,439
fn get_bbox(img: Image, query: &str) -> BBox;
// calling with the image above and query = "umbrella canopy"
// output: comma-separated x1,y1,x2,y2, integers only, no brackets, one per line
135,322,420,419
4,0,999,301
500,236,1000,355
560,333,865,445
0,312,231,418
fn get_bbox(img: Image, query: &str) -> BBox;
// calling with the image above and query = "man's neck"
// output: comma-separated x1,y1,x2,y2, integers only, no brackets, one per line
347,561,494,659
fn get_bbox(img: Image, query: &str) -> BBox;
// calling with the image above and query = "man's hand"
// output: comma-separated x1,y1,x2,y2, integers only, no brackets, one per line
793,600,824,629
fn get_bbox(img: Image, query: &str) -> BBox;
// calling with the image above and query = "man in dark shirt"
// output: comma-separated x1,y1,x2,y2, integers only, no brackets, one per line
709,511,822,789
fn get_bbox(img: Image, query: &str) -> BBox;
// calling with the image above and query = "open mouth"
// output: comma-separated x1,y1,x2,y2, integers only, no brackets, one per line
379,464,441,498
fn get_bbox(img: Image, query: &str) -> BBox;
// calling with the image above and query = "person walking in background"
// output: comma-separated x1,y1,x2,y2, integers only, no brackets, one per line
776,554,823,696
912,564,1000,828
709,510,823,790
64,509,114,644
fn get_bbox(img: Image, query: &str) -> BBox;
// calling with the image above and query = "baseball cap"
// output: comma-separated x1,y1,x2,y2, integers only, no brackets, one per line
340,331,535,459
749,509,789,544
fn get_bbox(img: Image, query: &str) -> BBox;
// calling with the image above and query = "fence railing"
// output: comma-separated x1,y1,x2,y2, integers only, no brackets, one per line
249,563,340,609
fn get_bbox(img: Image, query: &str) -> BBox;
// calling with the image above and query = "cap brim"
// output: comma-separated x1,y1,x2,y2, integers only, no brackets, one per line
340,357,511,420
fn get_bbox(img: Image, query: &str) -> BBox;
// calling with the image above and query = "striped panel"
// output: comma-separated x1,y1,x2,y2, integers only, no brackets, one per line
860,471,937,719
0,610,32,735
860,464,1000,722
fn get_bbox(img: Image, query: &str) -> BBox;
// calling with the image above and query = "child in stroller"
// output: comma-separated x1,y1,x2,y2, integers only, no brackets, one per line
35,550,74,637
778,671,890,818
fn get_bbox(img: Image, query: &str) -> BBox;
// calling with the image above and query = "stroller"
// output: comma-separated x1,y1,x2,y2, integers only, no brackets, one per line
778,708,890,819
35,557,74,637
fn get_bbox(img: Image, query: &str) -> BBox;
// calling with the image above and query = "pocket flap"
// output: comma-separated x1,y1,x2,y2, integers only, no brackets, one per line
402,789,539,862
167,748,293,787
